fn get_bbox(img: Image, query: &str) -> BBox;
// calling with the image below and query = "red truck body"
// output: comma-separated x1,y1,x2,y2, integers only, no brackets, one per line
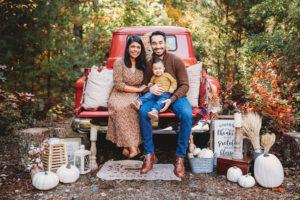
72,26,220,133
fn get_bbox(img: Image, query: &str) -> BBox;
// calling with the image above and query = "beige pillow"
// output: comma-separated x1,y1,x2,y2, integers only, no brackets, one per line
186,63,202,107
83,66,113,108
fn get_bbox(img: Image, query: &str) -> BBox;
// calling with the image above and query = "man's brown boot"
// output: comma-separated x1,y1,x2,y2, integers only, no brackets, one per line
140,153,157,174
174,157,185,177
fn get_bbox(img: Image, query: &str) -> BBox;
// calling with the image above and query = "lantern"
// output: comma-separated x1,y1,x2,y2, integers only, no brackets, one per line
42,143,67,172
74,145,91,174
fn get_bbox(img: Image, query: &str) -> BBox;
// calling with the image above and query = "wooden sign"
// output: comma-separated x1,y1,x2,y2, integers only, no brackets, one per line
213,119,239,157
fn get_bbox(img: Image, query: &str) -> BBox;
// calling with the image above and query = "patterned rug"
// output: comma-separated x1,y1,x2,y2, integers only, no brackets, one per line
96,160,181,181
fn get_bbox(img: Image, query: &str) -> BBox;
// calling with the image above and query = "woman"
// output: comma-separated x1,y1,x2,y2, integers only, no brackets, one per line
106,35,146,158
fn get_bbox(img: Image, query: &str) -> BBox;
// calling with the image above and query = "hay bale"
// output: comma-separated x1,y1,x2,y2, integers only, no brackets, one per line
281,132,300,167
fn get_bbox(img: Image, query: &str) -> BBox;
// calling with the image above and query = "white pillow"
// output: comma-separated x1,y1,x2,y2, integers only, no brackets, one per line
82,66,113,108
186,63,202,107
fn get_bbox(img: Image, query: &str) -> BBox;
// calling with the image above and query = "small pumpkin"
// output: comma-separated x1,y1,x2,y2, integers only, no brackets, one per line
187,153,194,159
254,154,284,188
32,171,59,190
192,148,201,156
227,166,243,182
238,174,256,188
199,148,214,158
56,163,80,183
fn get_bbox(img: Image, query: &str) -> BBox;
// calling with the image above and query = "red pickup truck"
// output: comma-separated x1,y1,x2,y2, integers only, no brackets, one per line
72,26,220,134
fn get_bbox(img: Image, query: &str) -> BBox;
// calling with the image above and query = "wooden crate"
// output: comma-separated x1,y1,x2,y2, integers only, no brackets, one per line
42,144,67,171
216,156,252,175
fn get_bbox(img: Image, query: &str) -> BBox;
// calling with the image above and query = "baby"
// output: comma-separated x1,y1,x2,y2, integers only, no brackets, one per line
131,58,177,121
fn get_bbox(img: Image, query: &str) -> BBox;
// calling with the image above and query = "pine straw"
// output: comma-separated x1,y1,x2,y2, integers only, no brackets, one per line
242,112,262,150
261,133,276,153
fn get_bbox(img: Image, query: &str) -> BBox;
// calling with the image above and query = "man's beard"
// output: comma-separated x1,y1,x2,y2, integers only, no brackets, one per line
153,49,166,57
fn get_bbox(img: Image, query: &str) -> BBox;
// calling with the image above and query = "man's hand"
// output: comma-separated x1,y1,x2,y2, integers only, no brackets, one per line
150,84,164,96
160,99,172,112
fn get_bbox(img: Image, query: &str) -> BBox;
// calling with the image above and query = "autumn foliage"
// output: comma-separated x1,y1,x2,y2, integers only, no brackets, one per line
247,61,297,133
0,90,38,133
222,60,297,134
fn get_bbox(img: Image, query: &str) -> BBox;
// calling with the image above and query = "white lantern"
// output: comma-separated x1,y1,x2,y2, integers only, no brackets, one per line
74,145,91,174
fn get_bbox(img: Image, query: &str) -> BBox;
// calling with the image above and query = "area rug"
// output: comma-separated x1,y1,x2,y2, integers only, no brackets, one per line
96,160,181,181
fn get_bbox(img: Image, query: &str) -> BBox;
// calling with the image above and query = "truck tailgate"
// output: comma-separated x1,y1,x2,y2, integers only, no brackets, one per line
76,107,201,118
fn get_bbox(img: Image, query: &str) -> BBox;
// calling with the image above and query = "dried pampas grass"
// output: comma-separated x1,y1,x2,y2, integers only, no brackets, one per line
207,82,222,113
261,133,276,153
242,112,262,150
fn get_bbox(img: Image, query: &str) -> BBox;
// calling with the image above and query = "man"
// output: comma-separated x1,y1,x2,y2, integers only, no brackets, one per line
139,31,192,177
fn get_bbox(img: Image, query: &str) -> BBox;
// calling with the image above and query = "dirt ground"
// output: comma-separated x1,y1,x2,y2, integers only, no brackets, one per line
0,120,299,200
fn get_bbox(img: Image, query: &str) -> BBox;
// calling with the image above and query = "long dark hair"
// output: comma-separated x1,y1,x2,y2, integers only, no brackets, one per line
124,35,146,70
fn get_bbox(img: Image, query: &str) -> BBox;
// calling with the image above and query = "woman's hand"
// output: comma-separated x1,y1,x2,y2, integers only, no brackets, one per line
139,85,147,92
150,84,164,95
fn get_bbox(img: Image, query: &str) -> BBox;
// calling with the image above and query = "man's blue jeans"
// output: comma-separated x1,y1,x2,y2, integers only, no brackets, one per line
140,92,170,112
139,96,192,157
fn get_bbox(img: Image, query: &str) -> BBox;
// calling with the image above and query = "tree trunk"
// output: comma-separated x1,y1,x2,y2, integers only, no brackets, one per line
47,50,51,98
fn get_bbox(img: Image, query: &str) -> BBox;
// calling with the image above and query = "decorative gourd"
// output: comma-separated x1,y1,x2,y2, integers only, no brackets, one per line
192,148,201,156
254,154,284,188
227,166,243,182
56,163,80,183
199,148,214,158
187,153,194,159
238,174,256,188
32,171,59,190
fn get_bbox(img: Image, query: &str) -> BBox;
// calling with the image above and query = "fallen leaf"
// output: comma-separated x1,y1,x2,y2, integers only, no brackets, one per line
272,186,285,193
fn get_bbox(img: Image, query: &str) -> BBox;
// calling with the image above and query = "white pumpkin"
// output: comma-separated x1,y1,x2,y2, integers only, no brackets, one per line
254,153,284,188
48,138,61,144
199,148,214,158
56,163,80,183
187,153,194,159
227,166,243,182
32,171,59,190
192,148,201,156
238,174,256,188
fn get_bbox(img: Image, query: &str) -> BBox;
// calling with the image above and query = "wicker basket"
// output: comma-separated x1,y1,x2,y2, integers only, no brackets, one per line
189,157,214,173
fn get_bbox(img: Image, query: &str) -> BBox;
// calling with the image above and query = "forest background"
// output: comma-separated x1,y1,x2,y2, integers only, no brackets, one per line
0,0,299,135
